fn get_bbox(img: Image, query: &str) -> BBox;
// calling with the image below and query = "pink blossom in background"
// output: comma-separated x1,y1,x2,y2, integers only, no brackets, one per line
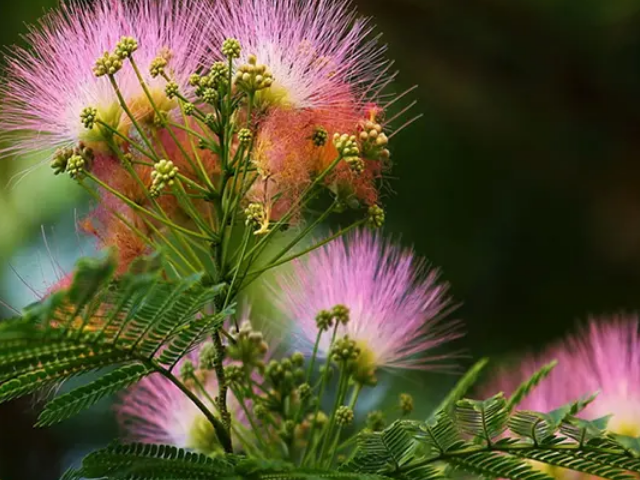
273,230,461,372
481,316,640,437
0,0,208,157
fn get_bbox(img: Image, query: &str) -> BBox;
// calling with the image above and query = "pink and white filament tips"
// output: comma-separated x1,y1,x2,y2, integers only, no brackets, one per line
0,0,208,157
204,0,391,112
482,316,640,437
273,230,461,374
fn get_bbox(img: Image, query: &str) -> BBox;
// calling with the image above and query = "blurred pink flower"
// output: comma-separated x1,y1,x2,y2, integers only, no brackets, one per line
482,316,640,437
273,230,461,374
1,0,207,157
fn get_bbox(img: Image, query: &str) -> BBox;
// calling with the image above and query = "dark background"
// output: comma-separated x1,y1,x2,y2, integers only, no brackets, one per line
3,0,640,478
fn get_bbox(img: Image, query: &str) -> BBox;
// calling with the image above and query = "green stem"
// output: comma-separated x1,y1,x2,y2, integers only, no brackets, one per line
318,364,350,467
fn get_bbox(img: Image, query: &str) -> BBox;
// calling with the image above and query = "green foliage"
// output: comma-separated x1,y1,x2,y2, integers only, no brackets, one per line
454,393,510,440
63,443,391,480
506,361,557,411
431,357,489,417
0,253,230,424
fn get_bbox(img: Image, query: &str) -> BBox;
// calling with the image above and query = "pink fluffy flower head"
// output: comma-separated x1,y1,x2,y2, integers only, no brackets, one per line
204,0,391,113
273,230,461,380
117,346,247,454
1,0,207,157
482,316,640,437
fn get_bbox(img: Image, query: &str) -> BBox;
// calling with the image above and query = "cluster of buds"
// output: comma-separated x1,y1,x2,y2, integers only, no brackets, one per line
315,304,350,331
234,54,274,94
80,107,98,129
264,354,305,396
164,81,179,99
222,38,242,59
192,62,230,102
312,127,328,147
51,143,94,178
238,128,252,146
399,393,414,415
245,202,270,235
334,133,364,174
367,205,385,229
149,55,168,78
366,410,386,432
93,36,139,78
336,406,354,426
330,335,361,364
359,118,390,161
227,320,268,368
150,159,178,197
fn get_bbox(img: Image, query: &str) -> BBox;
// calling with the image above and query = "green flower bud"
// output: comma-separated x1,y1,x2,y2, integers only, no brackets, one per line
65,154,86,180
165,81,179,99
315,309,333,331
150,56,168,78
308,411,328,428
291,351,305,367
331,304,350,325
234,55,274,93
209,61,229,86
297,383,312,400
189,73,201,87
336,406,354,426
330,335,360,364
399,393,414,415
238,128,252,146
366,410,386,432
367,205,385,229
312,127,328,147
150,159,178,197
254,404,268,420
93,51,123,77
221,38,242,59
198,342,216,370
184,103,195,116
224,364,243,386
180,359,195,380
115,36,138,59
80,107,98,129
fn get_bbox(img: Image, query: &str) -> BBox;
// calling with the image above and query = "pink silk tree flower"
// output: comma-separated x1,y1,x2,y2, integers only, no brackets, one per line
272,230,461,383
203,0,392,114
482,316,640,437
117,350,248,454
0,0,208,158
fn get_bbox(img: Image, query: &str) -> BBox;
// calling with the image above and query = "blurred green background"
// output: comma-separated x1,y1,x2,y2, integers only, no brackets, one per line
4,0,640,478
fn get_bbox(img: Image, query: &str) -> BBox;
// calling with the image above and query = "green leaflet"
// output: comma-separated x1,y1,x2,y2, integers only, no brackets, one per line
0,253,229,425
454,393,510,441
36,363,154,426
506,361,557,411
430,357,489,417
63,444,393,480
446,451,555,480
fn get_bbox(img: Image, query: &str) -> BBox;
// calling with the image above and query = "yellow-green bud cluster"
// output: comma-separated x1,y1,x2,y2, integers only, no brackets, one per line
224,364,244,386
254,404,268,420
150,159,178,197
180,359,195,380
80,107,98,129
183,103,195,116
334,133,364,173
165,81,179,99
198,342,217,370
66,154,86,179
315,310,333,331
202,88,219,104
153,110,168,128
332,304,350,325
336,406,354,426
227,320,268,367
330,335,361,363
399,393,414,415
265,356,305,395
51,143,94,177
234,54,274,93
93,51,123,77
307,411,328,428
366,410,386,432
238,128,252,146
150,56,168,78
244,202,269,234
297,382,312,400
222,38,242,59
359,119,390,160
115,36,138,59
367,205,385,229
312,127,329,147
